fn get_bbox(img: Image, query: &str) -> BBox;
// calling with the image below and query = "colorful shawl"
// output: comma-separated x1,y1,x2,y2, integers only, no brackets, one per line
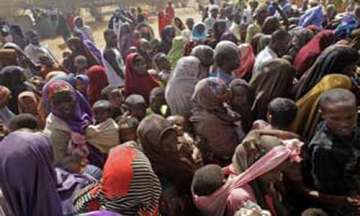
167,36,185,69
86,65,109,105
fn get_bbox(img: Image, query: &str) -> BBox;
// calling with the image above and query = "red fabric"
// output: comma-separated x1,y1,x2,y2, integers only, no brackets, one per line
158,11,167,37
293,30,335,77
102,146,136,199
265,194,277,216
166,4,175,21
124,53,159,102
234,44,255,78
86,65,109,105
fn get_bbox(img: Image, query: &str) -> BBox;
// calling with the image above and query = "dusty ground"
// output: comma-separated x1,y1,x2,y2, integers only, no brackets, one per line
43,6,201,59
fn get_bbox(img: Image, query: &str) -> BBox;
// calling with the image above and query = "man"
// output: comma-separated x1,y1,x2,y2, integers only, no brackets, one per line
245,5,268,43
205,5,219,35
102,29,125,87
24,30,55,64
74,16,94,42
252,29,291,78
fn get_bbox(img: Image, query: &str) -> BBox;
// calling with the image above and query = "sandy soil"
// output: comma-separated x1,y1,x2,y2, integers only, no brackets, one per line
42,6,201,59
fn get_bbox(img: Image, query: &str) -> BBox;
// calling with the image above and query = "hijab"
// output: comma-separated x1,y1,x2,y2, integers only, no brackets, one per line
288,27,314,58
167,36,185,69
0,131,63,216
165,56,202,117
124,53,159,102
250,59,295,120
0,66,31,113
293,45,359,100
86,65,109,105
291,74,352,141
192,22,207,42
293,30,335,77
234,44,255,79
74,143,161,216
66,37,100,72
17,91,39,116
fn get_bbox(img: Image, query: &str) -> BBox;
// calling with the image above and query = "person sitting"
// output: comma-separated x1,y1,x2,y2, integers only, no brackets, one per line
306,89,360,215
253,97,298,132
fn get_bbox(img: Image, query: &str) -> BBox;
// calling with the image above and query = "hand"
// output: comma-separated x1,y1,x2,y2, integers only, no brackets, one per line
347,197,360,206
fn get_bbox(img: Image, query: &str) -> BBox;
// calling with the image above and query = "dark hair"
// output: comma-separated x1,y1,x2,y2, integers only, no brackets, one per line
192,165,224,196
8,114,38,132
93,100,112,110
271,29,290,43
214,41,238,68
268,98,298,129
319,88,356,109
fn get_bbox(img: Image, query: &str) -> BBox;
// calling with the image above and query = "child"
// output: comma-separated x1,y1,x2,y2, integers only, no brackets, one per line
38,54,62,78
92,100,112,124
307,88,360,215
253,97,298,131
152,53,171,85
117,116,139,143
147,87,170,117
7,113,38,132
74,55,88,74
122,94,147,121
108,88,125,119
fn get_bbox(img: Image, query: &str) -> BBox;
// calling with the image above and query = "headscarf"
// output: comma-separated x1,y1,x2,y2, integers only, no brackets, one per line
291,74,352,141
250,59,295,120
0,131,63,216
193,139,303,216
0,86,14,125
293,30,335,77
137,115,196,192
234,44,255,79
165,56,202,117
190,45,214,78
167,36,185,69
192,22,207,41
74,143,161,216
293,45,359,100
42,80,93,135
160,26,175,54
298,5,324,28
334,14,359,40
86,65,109,105
17,91,39,115
0,66,30,113
66,37,100,72
124,53,159,102
288,27,314,58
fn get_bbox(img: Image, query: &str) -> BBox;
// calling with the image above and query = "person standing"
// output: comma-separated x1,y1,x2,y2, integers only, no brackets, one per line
102,29,125,87
73,16,95,43
24,30,55,64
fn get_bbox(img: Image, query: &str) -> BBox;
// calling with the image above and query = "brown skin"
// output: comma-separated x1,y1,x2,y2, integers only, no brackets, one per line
320,101,358,137
93,107,112,124
19,96,38,115
270,34,291,57
167,115,185,136
104,30,124,79
109,89,124,109
51,92,76,119
132,55,148,75
119,127,137,143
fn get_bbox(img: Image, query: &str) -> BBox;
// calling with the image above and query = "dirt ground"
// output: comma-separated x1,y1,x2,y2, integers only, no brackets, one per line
43,6,202,59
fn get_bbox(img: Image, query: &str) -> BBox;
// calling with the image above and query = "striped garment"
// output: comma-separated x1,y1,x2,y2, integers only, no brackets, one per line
74,143,161,216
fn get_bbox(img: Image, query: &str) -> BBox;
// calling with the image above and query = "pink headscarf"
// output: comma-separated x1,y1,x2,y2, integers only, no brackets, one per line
234,44,255,78
193,139,303,216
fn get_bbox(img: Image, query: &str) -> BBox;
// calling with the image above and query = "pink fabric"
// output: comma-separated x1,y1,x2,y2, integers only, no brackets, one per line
234,44,255,78
193,139,303,216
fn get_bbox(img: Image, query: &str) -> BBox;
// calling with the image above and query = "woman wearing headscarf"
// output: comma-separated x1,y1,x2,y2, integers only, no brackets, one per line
65,37,100,73
43,80,93,166
124,53,159,103
0,131,63,216
159,25,176,54
234,44,255,80
184,22,207,55
118,23,134,60
86,65,109,105
250,59,295,120
293,30,335,78
291,74,352,141
293,45,360,100
0,86,14,126
192,138,303,216
165,56,203,118
174,17,186,36
288,27,314,59
190,45,214,79
0,66,34,113
190,77,244,165
76,74,90,98
167,36,185,69
137,114,198,215
17,91,44,128
73,143,161,216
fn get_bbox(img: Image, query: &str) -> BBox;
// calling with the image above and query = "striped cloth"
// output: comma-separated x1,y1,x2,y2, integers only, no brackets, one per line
74,143,161,216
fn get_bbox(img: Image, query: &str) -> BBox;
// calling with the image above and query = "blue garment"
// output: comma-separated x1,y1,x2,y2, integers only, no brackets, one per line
299,6,324,28
0,106,14,126
210,68,233,85
335,15,359,40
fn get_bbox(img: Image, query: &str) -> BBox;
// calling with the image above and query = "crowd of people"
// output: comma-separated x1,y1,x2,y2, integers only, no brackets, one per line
0,0,359,215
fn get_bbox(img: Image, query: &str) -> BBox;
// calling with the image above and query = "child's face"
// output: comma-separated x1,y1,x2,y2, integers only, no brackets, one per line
231,86,249,107
133,56,147,75
131,104,147,120
109,90,124,108
321,102,358,137
93,107,111,124
167,116,185,136
20,97,38,114
119,127,137,143
150,94,165,111
157,57,171,71
75,60,88,72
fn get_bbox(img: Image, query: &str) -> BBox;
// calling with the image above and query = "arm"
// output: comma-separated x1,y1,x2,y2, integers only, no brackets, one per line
103,49,124,79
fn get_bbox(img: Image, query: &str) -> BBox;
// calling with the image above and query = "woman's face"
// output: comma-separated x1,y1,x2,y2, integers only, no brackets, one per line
133,56,147,75
20,97,37,114
51,92,76,118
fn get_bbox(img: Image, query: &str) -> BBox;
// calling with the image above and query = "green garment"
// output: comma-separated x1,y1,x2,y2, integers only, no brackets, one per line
167,36,185,69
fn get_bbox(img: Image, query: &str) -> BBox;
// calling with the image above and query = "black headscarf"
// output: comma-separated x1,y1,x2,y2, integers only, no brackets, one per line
293,45,360,100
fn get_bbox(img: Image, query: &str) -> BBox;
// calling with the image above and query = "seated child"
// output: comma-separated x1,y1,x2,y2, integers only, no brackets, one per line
74,55,88,74
86,100,119,167
147,87,170,117
121,94,147,121
167,115,202,166
253,97,298,131
117,116,140,143
306,88,360,215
